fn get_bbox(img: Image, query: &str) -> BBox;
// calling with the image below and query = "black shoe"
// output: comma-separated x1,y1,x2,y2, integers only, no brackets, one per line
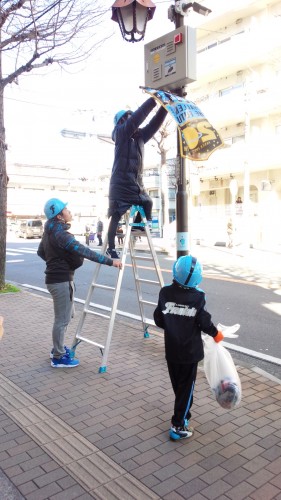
106,248,120,259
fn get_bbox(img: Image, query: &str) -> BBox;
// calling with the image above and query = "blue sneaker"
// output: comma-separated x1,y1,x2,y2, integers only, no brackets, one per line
51,354,79,368
50,345,71,359
169,424,194,441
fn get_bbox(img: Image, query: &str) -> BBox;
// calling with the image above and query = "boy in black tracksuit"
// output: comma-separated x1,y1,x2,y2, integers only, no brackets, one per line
154,255,223,441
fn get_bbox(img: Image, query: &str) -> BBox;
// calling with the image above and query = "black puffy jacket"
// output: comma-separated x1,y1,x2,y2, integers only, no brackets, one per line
37,219,113,284
108,97,167,217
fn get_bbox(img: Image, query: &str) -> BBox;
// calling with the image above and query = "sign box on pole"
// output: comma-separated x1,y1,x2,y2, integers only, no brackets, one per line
144,26,196,91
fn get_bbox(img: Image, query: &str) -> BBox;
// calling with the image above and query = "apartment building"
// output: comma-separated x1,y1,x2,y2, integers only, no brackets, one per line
7,162,97,219
186,0,281,248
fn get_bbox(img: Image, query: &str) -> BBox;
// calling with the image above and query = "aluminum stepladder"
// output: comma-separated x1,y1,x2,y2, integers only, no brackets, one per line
71,205,164,373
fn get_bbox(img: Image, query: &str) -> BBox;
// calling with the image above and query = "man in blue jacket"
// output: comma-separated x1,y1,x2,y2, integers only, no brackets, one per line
106,97,167,259
38,198,122,368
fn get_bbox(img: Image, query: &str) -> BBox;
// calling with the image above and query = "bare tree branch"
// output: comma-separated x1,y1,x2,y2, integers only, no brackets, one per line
0,0,112,288
1,53,54,86
0,1,110,76
0,0,28,28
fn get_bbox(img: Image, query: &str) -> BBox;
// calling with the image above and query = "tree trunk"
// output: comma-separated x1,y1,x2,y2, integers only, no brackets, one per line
161,164,170,226
0,50,7,289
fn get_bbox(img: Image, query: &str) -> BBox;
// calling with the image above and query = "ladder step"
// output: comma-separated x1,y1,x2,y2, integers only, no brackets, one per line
139,299,158,306
136,278,161,285
84,309,110,319
91,284,115,291
144,318,158,327
130,255,153,261
75,335,104,349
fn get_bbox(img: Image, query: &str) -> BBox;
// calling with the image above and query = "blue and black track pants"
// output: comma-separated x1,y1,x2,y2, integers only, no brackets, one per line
167,361,198,427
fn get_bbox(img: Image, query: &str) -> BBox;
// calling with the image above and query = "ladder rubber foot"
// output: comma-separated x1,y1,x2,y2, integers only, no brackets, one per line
144,332,150,338
99,366,107,373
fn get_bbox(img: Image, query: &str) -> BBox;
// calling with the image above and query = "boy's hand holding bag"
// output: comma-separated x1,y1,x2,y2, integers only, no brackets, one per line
203,324,242,410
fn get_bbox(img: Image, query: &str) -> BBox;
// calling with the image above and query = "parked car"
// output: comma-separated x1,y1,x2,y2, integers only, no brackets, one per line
16,219,43,239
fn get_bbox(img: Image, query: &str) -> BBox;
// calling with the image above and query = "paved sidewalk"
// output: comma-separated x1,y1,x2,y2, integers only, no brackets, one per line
0,290,281,500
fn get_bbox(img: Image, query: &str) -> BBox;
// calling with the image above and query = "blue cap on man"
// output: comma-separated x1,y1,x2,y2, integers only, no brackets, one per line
44,198,68,220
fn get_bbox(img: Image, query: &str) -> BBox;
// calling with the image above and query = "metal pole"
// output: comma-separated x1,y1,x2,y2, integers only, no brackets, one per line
174,8,188,258
159,163,163,237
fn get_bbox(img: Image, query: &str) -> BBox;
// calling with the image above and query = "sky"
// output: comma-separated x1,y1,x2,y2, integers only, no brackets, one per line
4,0,227,176
4,1,165,172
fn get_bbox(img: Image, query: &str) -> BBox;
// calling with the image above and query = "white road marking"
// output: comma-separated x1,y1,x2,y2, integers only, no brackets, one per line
6,248,37,254
6,260,24,263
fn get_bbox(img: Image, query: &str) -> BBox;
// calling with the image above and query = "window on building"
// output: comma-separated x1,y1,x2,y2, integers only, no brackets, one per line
168,188,176,200
224,138,233,145
197,31,244,54
219,83,243,97
145,168,159,176
220,87,232,96
149,189,159,198
232,135,245,143
224,135,245,145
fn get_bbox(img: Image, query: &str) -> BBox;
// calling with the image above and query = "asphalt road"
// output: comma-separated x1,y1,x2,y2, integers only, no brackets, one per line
5,233,281,379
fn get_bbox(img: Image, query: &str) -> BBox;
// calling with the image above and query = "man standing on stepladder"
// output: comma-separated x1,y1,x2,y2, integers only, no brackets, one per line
106,97,167,259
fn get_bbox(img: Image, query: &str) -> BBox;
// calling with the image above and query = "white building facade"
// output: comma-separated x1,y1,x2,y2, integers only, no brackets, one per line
6,0,281,250
186,0,281,249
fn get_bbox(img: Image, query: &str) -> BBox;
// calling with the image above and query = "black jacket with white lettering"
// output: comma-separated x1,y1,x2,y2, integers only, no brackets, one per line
153,281,218,364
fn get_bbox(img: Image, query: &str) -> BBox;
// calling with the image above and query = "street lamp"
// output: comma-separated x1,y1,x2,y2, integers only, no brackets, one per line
111,0,156,42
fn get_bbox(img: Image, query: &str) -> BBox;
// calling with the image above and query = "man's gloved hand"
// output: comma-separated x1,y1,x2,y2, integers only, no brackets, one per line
214,331,224,343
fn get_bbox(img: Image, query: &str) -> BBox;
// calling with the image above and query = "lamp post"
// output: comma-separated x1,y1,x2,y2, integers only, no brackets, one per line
111,0,211,257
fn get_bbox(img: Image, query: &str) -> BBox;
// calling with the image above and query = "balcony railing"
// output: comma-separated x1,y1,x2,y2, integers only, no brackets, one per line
196,23,281,82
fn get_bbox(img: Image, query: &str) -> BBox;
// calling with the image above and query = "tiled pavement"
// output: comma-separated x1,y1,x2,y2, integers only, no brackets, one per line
0,290,281,500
